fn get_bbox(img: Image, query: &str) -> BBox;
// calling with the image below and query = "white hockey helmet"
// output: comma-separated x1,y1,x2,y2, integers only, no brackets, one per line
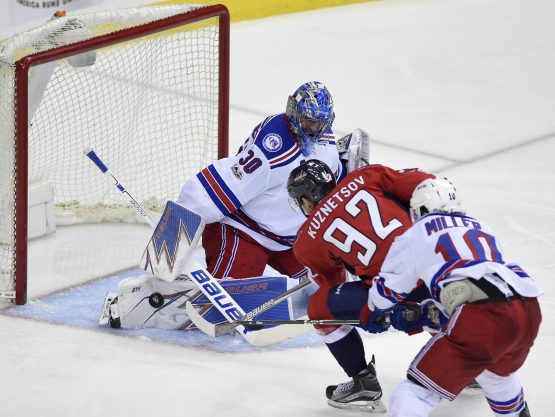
409,177,465,222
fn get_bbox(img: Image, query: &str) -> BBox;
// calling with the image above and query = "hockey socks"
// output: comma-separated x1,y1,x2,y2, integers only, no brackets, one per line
326,327,367,377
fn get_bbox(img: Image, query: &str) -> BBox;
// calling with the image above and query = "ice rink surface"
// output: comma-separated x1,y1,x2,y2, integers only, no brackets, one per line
1,0,554,415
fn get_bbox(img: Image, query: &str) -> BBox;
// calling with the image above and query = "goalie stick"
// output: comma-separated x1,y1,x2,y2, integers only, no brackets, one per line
85,147,254,343
186,301,359,336
84,148,154,224
186,278,312,337
85,148,309,346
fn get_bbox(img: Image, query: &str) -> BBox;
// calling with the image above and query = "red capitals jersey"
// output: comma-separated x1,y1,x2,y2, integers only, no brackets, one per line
293,165,434,287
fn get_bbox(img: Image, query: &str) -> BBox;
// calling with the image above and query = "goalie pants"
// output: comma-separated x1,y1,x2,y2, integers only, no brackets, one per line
202,222,306,279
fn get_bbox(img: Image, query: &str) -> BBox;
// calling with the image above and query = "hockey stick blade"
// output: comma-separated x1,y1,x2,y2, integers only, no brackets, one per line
185,300,217,337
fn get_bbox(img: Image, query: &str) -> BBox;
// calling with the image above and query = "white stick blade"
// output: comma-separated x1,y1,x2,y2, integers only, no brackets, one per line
185,301,217,337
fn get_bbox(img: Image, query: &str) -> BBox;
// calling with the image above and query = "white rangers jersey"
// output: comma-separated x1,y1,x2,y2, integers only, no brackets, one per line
178,113,342,251
369,213,543,310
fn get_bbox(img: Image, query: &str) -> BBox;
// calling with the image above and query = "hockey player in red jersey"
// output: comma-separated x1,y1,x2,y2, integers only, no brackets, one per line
287,159,434,412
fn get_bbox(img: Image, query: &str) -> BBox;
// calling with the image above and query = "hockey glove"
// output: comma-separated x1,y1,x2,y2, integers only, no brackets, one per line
390,300,446,334
359,307,391,334
337,128,370,173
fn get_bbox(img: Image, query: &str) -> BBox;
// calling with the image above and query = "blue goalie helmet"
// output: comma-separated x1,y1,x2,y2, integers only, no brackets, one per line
286,81,335,156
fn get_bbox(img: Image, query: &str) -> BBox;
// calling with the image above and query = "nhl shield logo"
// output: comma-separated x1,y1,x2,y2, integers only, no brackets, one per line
262,133,283,152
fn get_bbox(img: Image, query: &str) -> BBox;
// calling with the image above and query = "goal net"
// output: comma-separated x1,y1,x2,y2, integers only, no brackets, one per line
0,4,230,304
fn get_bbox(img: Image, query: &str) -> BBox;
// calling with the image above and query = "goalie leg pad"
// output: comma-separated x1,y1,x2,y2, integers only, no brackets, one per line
192,276,294,328
115,273,199,329
106,274,295,331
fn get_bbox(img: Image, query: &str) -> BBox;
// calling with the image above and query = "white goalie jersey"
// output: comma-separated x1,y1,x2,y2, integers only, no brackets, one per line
178,113,342,251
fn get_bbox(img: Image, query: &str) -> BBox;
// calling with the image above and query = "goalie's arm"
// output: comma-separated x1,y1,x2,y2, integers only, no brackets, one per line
177,145,271,224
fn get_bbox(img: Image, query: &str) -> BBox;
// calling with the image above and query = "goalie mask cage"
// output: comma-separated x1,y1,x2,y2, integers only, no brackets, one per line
0,5,230,305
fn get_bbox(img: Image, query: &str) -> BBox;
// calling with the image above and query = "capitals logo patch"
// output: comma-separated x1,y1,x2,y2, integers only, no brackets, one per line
262,133,283,152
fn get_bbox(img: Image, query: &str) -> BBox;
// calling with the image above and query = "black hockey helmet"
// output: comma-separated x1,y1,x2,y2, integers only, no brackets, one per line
287,159,336,217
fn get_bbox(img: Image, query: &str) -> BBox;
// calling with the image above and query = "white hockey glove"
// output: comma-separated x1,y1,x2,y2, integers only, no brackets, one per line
337,128,370,173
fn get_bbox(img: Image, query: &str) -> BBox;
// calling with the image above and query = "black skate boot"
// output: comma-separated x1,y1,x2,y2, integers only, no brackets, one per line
464,379,481,392
519,402,531,417
325,355,386,413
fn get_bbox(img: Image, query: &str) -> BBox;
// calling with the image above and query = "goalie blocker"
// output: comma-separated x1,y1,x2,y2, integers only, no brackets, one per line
140,201,205,282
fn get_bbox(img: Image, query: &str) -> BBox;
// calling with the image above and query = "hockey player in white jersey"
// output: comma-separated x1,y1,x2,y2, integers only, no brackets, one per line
177,81,357,279
361,178,542,417
102,81,370,330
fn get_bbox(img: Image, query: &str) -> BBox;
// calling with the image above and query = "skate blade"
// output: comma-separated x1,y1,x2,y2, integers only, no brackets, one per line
327,398,387,413
461,384,482,395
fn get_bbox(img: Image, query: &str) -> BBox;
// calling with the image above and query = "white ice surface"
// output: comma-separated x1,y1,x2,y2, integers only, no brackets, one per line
1,0,555,416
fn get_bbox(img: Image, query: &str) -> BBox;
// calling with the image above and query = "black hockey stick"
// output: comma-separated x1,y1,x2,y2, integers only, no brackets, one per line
238,318,360,331
185,278,313,337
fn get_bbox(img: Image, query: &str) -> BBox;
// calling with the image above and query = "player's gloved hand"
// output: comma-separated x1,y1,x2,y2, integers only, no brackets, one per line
420,299,448,331
390,300,446,334
359,307,391,333
390,302,424,334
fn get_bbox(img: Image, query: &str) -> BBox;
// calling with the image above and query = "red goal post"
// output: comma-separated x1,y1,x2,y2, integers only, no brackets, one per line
0,5,230,304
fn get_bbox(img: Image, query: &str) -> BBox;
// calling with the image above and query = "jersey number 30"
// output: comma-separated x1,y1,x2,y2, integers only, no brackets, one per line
322,190,402,266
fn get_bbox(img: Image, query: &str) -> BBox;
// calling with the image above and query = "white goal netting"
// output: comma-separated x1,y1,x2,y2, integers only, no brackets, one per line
0,5,228,302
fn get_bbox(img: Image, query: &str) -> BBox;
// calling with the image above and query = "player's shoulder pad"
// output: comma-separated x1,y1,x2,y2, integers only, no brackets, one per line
251,113,301,165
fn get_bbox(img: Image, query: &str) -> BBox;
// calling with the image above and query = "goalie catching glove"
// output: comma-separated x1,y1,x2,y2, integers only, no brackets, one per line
337,128,370,173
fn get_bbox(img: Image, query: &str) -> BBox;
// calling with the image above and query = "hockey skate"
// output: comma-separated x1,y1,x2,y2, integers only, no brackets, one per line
98,292,121,329
519,402,531,417
465,379,481,391
326,355,386,413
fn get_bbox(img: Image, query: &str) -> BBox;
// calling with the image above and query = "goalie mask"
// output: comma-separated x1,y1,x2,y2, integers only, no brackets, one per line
287,160,336,217
286,81,335,156
409,177,465,222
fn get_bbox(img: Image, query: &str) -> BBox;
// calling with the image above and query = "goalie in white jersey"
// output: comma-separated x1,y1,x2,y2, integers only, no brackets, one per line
362,178,542,417
178,81,370,279
102,81,371,330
